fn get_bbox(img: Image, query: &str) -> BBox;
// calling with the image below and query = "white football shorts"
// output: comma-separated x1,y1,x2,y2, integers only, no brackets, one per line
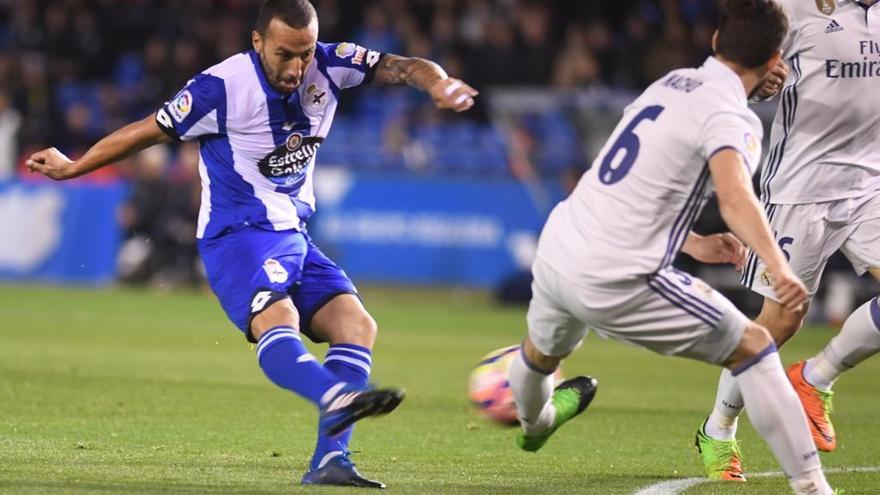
741,192,880,301
527,258,750,365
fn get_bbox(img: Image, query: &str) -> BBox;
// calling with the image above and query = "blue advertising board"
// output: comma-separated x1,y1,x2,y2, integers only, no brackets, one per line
309,169,561,287
1,172,559,288
0,181,128,284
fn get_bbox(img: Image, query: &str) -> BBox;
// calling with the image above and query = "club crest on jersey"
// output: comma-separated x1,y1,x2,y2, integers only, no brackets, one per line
305,83,329,111
257,133,324,185
815,0,835,15
286,132,303,151
262,259,288,283
760,269,774,287
169,90,193,122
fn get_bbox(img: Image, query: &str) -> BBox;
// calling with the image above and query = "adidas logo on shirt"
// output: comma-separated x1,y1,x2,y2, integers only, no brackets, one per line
825,20,844,33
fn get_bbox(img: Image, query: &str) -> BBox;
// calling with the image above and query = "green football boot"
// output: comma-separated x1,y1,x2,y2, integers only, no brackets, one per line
694,420,745,481
517,376,598,452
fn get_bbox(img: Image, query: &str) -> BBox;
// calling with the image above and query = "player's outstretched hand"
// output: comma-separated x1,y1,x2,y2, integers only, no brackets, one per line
429,78,478,112
26,147,76,180
753,59,788,101
770,265,808,312
683,233,747,271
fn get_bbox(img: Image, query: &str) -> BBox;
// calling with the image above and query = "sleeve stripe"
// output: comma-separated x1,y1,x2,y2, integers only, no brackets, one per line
363,53,385,85
707,145,752,171
155,109,182,141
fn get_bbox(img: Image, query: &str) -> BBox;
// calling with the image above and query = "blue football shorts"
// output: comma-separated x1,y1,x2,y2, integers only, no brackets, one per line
198,226,357,343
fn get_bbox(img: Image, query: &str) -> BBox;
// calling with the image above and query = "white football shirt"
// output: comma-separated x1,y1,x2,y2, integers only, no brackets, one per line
761,0,880,204
537,57,763,283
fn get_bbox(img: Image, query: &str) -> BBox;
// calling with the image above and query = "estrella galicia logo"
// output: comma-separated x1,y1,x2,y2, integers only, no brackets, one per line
258,133,324,187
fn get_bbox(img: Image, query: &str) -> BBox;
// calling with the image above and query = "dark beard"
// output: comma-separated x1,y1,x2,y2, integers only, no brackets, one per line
258,49,292,95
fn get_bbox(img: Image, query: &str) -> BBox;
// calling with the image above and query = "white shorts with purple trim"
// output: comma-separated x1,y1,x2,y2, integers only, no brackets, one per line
527,258,749,365
741,193,880,302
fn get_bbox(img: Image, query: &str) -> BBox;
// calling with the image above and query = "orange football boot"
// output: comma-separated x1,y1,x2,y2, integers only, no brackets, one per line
787,361,836,452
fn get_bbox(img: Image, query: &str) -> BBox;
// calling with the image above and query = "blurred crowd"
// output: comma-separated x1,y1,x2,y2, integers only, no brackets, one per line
113,142,202,287
0,0,725,286
0,0,722,177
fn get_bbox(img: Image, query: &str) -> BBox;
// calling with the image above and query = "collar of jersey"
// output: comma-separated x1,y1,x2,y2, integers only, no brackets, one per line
248,50,286,101
702,56,747,105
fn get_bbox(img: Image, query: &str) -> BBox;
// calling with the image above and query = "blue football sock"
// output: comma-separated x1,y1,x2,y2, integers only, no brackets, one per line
311,343,373,469
256,327,340,406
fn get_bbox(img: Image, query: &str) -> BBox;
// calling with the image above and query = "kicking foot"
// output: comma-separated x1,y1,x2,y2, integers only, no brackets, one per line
320,385,405,437
517,376,598,452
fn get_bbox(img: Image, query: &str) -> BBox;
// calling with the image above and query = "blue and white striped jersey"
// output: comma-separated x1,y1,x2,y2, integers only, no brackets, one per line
156,42,383,239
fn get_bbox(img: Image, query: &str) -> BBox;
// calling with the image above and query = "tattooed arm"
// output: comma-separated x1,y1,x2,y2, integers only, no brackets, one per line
373,54,478,112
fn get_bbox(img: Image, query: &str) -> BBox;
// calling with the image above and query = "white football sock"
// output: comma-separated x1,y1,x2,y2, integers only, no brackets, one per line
704,369,743,440
790,469,834,495
508,350,556,435
802,353,842,391
805,297,880,390
734,347,830,492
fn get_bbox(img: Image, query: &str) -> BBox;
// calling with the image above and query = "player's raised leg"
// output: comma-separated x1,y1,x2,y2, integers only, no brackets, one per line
723,322,832,494
509,268,598,453
251,299,402,441
510,338,598,452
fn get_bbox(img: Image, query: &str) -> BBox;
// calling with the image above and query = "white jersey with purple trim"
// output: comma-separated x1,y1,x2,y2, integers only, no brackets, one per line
155,42,383,239
536,57,763,284
761,0,880,204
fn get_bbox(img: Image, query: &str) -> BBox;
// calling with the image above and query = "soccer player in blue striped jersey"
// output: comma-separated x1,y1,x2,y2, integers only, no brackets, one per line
26,0,477,488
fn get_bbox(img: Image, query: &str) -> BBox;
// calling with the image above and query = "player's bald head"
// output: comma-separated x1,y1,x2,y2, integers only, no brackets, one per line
256,0,317,35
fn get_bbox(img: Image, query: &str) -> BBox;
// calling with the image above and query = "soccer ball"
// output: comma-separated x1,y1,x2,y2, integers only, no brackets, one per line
468,345,563,426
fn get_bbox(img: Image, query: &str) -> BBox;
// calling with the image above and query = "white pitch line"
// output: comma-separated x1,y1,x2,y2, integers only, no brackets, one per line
633,466,880,495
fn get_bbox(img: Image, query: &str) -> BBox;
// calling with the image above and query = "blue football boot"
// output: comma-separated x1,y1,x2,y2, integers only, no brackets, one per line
301,452,386,488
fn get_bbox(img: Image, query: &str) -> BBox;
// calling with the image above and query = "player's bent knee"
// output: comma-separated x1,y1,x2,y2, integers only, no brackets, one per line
325,312,378,347
777,305,806,338
723,323,774,370
350,313,378,342
523,337,564,372
757,299,807,346
250,299,300,341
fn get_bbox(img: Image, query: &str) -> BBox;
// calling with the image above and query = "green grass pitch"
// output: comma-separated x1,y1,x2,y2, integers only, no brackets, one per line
1,284,878,494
